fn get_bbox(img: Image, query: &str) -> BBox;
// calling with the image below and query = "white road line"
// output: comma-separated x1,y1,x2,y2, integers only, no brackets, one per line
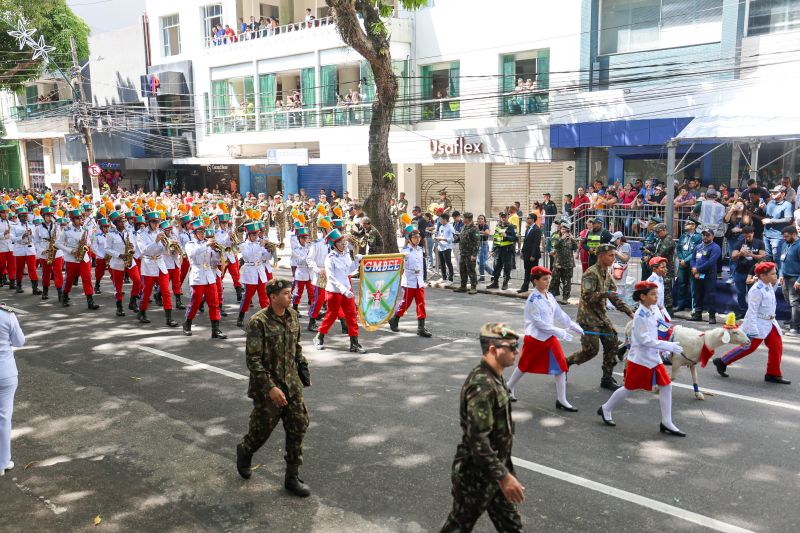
613,372,800,412
137,345,247,381
512,457,756,533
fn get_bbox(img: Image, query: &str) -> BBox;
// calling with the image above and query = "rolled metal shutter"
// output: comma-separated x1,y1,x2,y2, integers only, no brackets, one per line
357,165,372,201
490,163,529,217
420,164,465,212
528,162,564,212
297,164,344,198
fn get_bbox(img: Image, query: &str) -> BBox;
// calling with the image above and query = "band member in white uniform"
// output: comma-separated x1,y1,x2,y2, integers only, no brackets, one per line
236,221,272,327
0,303,25,477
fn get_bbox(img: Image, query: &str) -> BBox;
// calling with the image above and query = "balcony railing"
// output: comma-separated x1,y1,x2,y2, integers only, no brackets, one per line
10,99,73,121
418,97,461,121
500,89,549,116
205,16,334,48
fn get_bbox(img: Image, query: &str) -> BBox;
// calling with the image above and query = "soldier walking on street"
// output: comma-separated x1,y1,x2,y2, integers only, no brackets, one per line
566,244,634,390
454,212,480,294
236,278,312,497
440,323,525,533
550,221,576,304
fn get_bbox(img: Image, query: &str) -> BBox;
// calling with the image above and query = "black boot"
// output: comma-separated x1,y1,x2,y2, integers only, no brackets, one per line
236,444,252,480
237,312,245,328
165,309,178,327
182,320,192,336
389,315,400,332
137,310,150,323
61,293,70,307
600,370,620,391
417,318,432,338
236,286,243,303
292,303,299,317
712,357,728,377
8,279,16,291
56,288,63,303
340,318,349,335
115,301,125,317
0,275,6,287
31,280,41,295
128,296,138,311
284,464,311,497
708,312,716,325
94,281,101,295
349,336,366,354
87,296,99,310
175,294,186,310
501,279,509,291
689,311,702,321
211,320,227,339
15,281,23,293
486,280,499,289
41,287,49,300
154,291,162,307
307,317,318,332
313,333,325,350
219,305,228,317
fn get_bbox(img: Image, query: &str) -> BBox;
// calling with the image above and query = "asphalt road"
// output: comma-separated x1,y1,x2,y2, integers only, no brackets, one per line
2,261,798,532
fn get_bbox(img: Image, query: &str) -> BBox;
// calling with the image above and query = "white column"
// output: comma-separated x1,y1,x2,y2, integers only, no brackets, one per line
464,163,489,217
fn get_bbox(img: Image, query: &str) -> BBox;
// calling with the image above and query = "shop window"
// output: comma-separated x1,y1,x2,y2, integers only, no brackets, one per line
160,14,181,57
748,0,800,36
419,61,459,121
28,160,45,189
500,50,549,115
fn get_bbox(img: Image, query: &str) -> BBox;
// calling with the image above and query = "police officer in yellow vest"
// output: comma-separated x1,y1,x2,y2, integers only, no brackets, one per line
581,218,612,268
486,212,518,291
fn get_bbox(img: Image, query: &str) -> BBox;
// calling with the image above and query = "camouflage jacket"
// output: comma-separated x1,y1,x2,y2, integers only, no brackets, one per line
451,360,514,482
576,263,632,328
366,227,384,254
245,307,307,402
551,234,577,269
654,237,676,273
459,222,481,258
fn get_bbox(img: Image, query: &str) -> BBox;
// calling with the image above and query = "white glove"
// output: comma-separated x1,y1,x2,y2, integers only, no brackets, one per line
668,342,684,354
562,332,574,342
344,290,354,299
355,254,364,263
571,323,584,335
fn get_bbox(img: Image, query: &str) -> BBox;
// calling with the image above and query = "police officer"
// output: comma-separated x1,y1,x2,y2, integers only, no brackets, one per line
581,218,612,268
675,218,701,312
652,223,675,314
236,278,312,497
440,323,524,533
566,244,634,390
550,221,577,304
486,212,517,291
690,227,722,324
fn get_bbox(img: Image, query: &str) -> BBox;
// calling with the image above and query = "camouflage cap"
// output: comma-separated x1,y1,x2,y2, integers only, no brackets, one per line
266,278,293,296
653,223,667,232
479,322,519,340
596,243,617,254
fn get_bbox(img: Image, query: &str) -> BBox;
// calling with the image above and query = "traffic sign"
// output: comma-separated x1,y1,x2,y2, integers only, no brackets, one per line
88,164,101,177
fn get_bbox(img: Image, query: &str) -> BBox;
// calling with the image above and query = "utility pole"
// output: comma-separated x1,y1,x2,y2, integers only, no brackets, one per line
70,35,99,197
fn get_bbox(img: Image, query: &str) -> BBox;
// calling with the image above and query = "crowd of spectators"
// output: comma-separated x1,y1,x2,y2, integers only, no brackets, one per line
208,10,330,46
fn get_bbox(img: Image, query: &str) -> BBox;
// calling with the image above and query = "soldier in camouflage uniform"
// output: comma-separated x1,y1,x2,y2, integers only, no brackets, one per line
549,221,577,303
361,217,385,254
236,278,312,497
454,212,480,294
440,323,525,533
640,216,662,280
566,244,634,391
652,223,675,314
273,195,287,245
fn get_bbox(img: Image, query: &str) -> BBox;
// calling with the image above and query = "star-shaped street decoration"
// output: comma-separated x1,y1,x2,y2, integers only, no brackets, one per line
7,19,37,50
30,35,55,63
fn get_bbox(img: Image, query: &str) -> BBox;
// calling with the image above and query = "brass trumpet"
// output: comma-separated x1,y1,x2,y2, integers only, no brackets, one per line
208,240,227,272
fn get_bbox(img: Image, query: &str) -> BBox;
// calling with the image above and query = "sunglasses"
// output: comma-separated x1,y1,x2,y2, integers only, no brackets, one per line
495,342,519,351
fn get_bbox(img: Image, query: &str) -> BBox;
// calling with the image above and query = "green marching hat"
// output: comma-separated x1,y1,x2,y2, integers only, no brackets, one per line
0,204,7,212
404,224,418,237
216,212,231,222
68,208,82,218
41,206,54,215
244,221,260,233
159,220,171,230
33,216,43,224
204,228,215,238
125,211,135,218
332,218,345,229
296,226,309,237
57,217,67,224
293,220,302,231
145,211,160,221
326,228,344,244
82,203,93,211
179,214,192,224
257,221,266,231
98,217,110,226
109,211,122,221
16,206,28,214
190,219,206,231
134,215,146,224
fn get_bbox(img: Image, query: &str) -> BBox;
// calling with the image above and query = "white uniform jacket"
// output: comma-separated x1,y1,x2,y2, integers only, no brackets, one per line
105,230,126,271
185,240,217,285
524,290,581,341
293,242,311,281
324,250,359,295
214,228,238,264
305,238,328,287
239,240,271,284
137,228,168,275
741,280,781,339
92,232,109,260
35,223,63,261
0,306,25,380
12,221,36,256
178,230,192,252
400,245,425,288
289,234,302,267
131,229,143,259
55,225,91,263
628,304,682,368
0,218,12,253
646,273,671,321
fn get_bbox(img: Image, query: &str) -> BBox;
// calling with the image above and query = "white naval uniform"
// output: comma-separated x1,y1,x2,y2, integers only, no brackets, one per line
105,230,126,271
741,280,781,340
289,234,302,268
163,234,180,270
646,272,671,321
185,240,218,286
305,238,328,287
92,232,109,261
137,228,168,276
35,223,63,261
239,240,271,284
524,290,582,342
293,242,311,281
214,228,237,265
0,218,13,253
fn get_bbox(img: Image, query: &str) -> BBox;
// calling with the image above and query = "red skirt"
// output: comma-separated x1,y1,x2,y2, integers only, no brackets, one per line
518,335,567,375
624,361,671,391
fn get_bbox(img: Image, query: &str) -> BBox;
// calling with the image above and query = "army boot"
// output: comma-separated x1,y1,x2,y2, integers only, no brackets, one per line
284,464,310,497
41,287,49,300
115,301,125,317
340,318,349,335
56,288,63,303
61,292,70,307
87,296,100,310
292,303,299,316
128,295,138,311
7,279,16,291
501,279,509,291
600,369,620,391
307,317,318,332
165,309,178,327
174,294,186,310
182,320,193,336
708,312,717,325
211,320,227,339
417,319,432,338
236,444,252,480
389,315,400,332
486,280,499,289
313,333,325,350
137,310,150,323
689,310,703,321
235,286,243,303
468,286,478,295
236,312,245,328
31,280,41,295
453,285,467,293
94,281,101,294
154,290,162,307
219,305,228,317
349,336,366,354
15,281,23,293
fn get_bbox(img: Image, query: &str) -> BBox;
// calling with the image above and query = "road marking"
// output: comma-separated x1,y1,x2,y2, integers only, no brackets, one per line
613,372,800,412
137,345,247,381
512,457,756,533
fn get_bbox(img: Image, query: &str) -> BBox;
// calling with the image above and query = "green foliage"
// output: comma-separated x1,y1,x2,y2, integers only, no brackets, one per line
0,0,90,91
383,171,396,181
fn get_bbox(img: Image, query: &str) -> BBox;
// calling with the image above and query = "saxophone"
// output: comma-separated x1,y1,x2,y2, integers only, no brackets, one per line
72,229,89,261
167,236,185,260
45,225,58,266
208,240,227,272
123,235,135,269
229,229,241,255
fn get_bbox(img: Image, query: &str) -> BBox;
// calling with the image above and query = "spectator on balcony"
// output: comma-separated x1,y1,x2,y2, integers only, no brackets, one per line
213,25,225,45
305,8,316,28
523,79,537,113
250,16,259,38
259,17,269,37
224,24,237,43
239,18,248,40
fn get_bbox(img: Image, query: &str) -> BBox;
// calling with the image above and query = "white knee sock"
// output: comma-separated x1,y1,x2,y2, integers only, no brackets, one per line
602,387,631,420
506,368,524,395
555,373,572,407
659,384,680,432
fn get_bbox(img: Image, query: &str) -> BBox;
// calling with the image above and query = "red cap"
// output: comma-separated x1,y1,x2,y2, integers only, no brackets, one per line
530,266,552,276
633,281,659,292
754,262,776,276
648,256,667,267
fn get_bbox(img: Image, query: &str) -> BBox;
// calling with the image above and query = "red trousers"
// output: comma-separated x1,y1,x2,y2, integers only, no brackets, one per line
318,292,358,336
127,264,143,298
222,261,242,288
15,254,38,283
140,272,173,311
186,283,220,321
0,251,15,279
64,260,93,296
240,282,268,312
308,286,344,320
41,257,64,289
180,258,190,284
394,286,426,319
292,280,313,306
95,258,108,284
721,326,783,376
168,267,182,295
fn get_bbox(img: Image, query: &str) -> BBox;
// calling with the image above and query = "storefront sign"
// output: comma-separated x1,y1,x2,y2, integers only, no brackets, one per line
206,164,230,173
429,137,483,156
266,148,309,166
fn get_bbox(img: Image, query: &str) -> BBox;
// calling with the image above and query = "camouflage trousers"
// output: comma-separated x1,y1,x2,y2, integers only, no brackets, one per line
664,275,674,311
566,323,620,374
240,395,309,465
459,255,477,288
440,465,522,532
550,267,574,300
276,223,286,243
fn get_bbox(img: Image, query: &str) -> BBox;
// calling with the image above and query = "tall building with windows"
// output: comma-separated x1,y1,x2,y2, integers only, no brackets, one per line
144,0,582,216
